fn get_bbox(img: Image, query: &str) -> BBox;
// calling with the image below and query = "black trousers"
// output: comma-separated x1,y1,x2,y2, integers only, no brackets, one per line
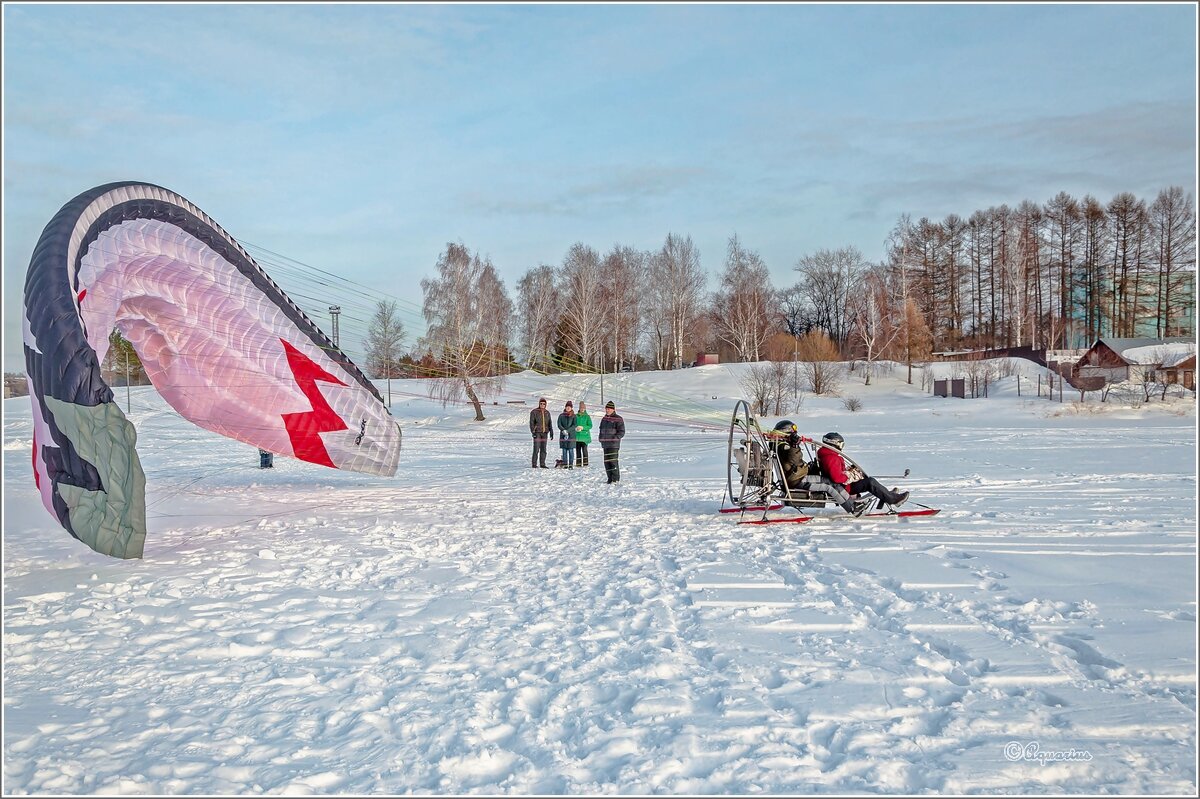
575,442,589,466
848,476,899,504
532,439,548,467
602,444,620,482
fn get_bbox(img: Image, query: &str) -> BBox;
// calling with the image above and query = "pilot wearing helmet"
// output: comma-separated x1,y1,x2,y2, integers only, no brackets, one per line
818,431,908,513
770,419,810,489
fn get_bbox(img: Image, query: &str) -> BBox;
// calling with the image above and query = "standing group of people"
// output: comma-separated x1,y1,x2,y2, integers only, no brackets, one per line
529,398,626,484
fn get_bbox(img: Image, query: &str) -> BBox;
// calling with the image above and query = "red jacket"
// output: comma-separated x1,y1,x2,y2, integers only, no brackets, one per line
817,446,850,487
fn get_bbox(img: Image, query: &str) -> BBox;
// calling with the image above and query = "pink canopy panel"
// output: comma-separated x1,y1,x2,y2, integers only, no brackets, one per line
23,182,401,558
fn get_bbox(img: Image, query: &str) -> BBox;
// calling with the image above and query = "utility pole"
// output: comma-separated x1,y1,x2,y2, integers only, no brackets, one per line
329,305,341,348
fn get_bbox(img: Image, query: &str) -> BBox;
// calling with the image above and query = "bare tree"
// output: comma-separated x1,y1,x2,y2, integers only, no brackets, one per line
768,359,802,414
712,234,775,362
420,243,513,421
738,363,777,416
600,245,648,371
516,264,557,372
649,233,705,369
776,283,815,339
558,243,605,370
1150,187,1197,338
1106,192,1148,337
941,213,968,348
1079,195,1109,341
364,299,406,406
795,246,867,346
1043,191,1082,349
850,267,901,385
1009,199,1042,347
959,356,998,398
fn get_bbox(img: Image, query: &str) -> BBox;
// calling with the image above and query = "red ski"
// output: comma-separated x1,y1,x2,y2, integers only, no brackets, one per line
806,507,942,521
863,508,941,518
736,507,940,525
737,515,813,525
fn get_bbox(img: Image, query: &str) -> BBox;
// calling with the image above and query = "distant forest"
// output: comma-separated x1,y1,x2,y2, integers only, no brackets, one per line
876,186,1196,352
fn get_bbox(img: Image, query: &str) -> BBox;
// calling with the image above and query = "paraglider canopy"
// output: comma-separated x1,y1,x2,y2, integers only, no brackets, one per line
23,181,401,558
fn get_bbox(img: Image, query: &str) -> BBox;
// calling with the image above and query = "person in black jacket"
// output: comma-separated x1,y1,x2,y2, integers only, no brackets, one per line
529,398,553,468
597,400,625,483
557,401,577,468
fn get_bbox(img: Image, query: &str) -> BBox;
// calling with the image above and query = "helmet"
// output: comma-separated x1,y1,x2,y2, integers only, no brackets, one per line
822,432,845,451
774,419,800,446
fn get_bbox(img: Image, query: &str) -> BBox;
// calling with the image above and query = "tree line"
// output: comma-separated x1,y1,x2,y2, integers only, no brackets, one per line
366,186,1195,418
79,185,1196,422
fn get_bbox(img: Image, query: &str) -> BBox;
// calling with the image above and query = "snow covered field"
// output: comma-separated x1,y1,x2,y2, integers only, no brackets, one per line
3,362,1196,794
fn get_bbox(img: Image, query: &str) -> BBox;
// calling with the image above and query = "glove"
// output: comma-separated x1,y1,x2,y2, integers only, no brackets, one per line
576,425,583,432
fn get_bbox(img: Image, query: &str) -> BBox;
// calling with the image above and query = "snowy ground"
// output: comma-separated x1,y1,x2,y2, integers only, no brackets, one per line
3,361,1197,794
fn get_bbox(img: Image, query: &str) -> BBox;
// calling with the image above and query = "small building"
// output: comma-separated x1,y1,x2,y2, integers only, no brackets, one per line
1076,337,1196,387
1161,350,1196,390
693,353,720,367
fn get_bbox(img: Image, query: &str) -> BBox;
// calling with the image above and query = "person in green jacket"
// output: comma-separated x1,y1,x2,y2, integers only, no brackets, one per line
574,400,593,467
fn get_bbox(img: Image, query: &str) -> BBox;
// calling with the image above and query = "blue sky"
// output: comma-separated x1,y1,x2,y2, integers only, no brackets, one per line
3,2,1196,370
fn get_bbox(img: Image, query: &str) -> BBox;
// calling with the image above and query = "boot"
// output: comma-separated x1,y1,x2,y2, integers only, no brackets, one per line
890,490,910,507
842,498,869,517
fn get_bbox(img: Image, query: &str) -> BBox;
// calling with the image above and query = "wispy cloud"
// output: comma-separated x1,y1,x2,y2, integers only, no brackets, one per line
459,164,710,217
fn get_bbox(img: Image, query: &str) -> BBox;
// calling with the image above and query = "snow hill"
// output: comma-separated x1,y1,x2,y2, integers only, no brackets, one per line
3,361,1196,794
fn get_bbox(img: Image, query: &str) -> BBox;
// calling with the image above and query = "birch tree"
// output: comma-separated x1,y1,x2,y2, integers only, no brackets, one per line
558,242,605,370
420,243,513,421
712,234,775,362
600,245,648,371
516,264,557,371
850,267,901,385
649,233,705,369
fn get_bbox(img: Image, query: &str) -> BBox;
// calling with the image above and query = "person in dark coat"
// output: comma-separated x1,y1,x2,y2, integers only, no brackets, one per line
529,398,553,468
769,420,808,490
557,401,577,468
597,400,625,483
816,431,908,514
